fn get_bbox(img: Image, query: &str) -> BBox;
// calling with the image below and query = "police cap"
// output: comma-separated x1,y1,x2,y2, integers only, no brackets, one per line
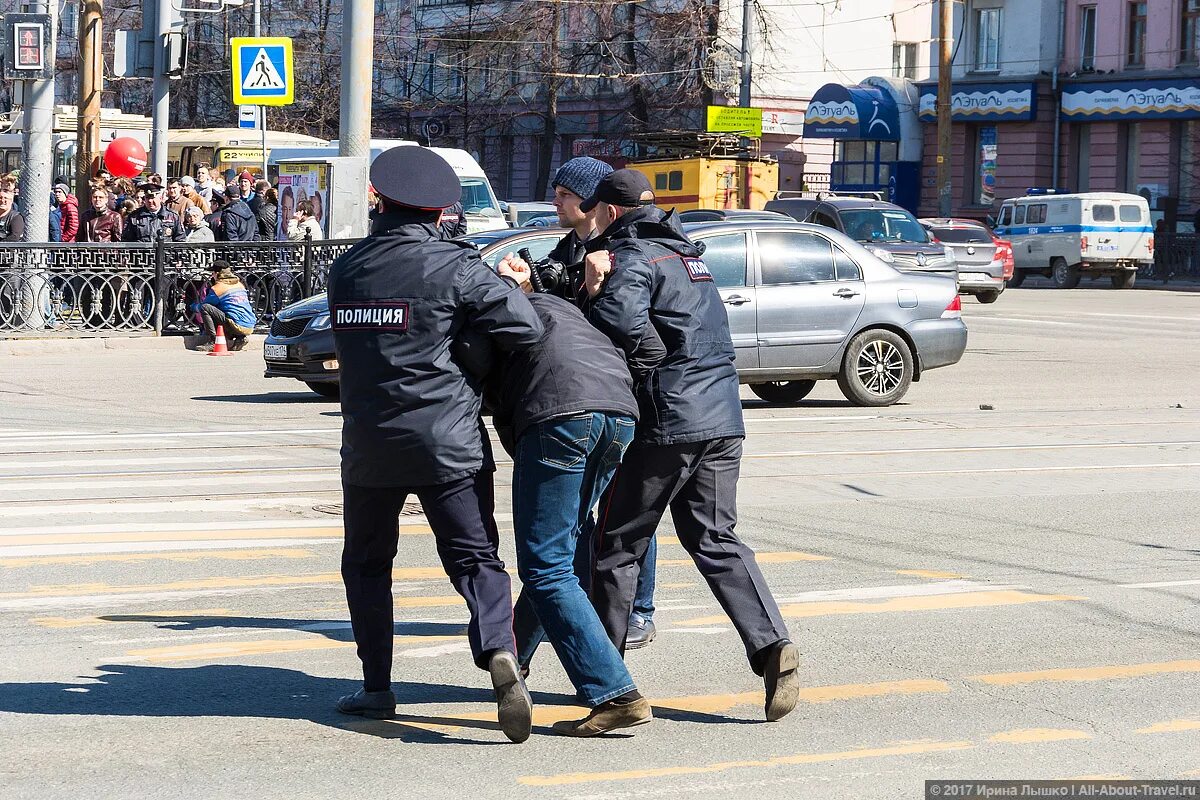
369,147,461,210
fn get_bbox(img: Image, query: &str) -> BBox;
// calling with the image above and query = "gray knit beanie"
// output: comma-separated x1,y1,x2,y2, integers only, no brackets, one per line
552,157,614,201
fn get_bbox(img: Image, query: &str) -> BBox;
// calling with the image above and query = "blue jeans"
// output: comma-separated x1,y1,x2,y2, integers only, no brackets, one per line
631,535,656,623
510,412,637,706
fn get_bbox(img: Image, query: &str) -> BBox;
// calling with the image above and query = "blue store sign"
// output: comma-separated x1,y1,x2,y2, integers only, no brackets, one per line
918,82,1037,122
1061,78,1200,121
804,83,901,141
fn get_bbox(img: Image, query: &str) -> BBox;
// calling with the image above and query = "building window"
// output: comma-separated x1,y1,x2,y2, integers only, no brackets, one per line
892,42,918,79
1183,0,1200,63
1128,2,1147,66
1080,6,1097,71
1117,122,1140,192
975,7,1002,72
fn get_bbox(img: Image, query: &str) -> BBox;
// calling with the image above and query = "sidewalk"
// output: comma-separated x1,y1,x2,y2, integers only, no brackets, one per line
0,334,266,357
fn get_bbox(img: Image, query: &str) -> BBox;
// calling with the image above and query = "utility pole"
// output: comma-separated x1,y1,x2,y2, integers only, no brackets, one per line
149,0,172,176
77,0,103,193
339,0,373,237
19,0,57,242
254,0,266,178
738,0,753,108
936,0,953,216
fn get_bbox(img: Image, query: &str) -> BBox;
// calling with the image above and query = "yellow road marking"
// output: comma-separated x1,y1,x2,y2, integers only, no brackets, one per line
518,741,975,786
681,589,1081,625
989,728,1091,744
660,551,828,568
897,569,965,579
0,524,432,548
0,567,448,599
128,634,464,663
1136,719,1200,734
974,660,1200,686
0,548,317,567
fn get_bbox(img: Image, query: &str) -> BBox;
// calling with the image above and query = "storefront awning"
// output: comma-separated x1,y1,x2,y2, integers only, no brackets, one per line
1061,78,1200,121
804,83,900,141
917,82,1037,122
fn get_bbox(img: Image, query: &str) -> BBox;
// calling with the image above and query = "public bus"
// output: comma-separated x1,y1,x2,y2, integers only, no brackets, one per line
0,105,153,183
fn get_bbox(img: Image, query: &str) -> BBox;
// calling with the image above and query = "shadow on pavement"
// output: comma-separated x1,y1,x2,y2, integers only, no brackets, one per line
97,614,466,643
192,392,337,404
0,664,584,745
741,398,888,410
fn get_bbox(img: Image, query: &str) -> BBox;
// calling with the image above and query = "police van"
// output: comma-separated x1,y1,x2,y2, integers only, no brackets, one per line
993,191,1153,289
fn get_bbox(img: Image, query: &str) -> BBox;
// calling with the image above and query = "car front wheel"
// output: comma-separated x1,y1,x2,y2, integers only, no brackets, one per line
837,330,913,407
750,380,817,404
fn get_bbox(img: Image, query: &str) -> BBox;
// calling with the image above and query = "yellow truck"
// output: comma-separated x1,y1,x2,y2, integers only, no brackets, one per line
627,157,779,212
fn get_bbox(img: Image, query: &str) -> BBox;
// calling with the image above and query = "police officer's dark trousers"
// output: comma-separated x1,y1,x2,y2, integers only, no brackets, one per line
590,436,790,673
342,472,516,692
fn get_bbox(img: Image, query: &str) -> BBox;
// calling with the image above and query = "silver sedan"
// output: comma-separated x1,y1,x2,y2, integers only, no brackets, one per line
683,220,967,406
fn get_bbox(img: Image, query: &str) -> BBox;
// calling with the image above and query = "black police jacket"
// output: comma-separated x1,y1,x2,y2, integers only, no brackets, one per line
328,210,544,487
484,293,638,455
122,207,185,243
221,200,258,242
585,205,745,446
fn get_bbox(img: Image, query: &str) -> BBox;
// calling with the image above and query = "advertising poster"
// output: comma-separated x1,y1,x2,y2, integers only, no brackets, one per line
276,162,329,240
979,126,998,206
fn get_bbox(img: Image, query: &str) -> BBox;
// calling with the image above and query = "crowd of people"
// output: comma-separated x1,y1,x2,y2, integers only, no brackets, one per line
0,164,326,244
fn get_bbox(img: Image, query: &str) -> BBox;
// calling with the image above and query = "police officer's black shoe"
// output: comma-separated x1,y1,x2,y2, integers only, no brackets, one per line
488,650,533,743
625,616,656,650
336,688,397,720
762,639,801,722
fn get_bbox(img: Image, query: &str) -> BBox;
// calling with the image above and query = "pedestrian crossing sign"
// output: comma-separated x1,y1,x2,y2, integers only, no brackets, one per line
231,37,294,106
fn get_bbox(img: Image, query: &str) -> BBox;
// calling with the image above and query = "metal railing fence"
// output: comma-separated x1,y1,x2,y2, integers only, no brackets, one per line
0,239,356,336
1147,232,1200,282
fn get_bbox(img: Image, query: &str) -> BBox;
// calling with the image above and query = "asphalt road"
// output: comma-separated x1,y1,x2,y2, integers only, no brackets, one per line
0,286,1197,799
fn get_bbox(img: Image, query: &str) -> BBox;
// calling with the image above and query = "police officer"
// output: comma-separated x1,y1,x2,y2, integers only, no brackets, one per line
438,200,467,239
122,182,185,243
328,147,544,743
579,169,802,723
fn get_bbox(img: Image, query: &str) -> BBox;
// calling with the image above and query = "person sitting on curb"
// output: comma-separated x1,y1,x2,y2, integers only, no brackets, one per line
191,262,256,351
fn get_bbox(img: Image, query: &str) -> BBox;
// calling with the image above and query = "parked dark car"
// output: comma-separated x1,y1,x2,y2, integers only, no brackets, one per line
920,218,1014,304
266,222,967,406
766,196,957,280
677,209,794,224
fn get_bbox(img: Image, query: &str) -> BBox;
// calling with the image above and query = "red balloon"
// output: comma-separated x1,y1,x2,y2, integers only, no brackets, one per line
104,137,148,179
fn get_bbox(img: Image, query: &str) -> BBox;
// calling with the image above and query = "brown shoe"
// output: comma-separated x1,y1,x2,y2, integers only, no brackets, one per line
763,640,800,722
552,697,653,737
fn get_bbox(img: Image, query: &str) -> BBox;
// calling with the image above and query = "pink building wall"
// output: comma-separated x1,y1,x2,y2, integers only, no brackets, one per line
1063,0,1187,71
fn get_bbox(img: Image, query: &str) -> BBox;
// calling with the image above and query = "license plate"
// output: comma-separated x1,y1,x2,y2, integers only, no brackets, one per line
264,344,289,361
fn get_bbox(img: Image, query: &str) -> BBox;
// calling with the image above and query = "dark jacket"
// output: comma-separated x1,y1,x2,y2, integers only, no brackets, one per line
483,293,638,454
80,207,124,242
328,208,544,487
548,228,589,268
585,205,744,446
122,207,185,243
256,200,278,241
221,199,258,242
439,202,468,239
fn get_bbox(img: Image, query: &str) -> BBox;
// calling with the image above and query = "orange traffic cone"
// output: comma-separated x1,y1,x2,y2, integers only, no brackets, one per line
208,325,232,357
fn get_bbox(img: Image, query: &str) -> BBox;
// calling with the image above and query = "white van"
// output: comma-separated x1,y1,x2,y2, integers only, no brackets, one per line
993,192,1152,289
268,139,507,234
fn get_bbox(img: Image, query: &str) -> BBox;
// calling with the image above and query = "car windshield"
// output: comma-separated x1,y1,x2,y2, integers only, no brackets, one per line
931,226,990,244
841,209,930,244
459,178,499,215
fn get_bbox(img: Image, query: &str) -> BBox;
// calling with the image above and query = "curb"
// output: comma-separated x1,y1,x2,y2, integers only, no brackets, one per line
0,334,266,357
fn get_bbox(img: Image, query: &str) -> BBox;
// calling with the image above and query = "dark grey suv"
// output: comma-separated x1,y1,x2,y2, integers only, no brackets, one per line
766,196,957,280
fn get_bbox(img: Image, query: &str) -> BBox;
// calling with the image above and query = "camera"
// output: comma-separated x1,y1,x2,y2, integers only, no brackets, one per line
518,247,580,299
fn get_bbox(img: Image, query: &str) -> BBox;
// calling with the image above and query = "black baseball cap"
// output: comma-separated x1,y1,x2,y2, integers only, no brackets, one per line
369,146,461,210
580,169,655,213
